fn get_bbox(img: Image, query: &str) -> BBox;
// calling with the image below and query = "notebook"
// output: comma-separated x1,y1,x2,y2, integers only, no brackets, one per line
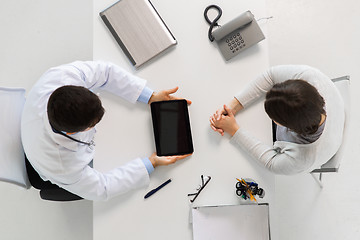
100,0,177,68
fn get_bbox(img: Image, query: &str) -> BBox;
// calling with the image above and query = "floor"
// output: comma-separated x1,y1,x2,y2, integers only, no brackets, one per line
1,0,359,239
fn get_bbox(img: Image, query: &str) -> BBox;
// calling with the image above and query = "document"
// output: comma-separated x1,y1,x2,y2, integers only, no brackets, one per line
192,204,270,240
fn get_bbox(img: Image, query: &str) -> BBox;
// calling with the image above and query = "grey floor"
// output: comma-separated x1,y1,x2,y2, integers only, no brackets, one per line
1,0,360,239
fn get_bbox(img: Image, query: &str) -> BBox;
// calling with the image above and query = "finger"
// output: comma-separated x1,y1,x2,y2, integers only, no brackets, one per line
216,129,224,136
212,113,219,121
165,154,190,164
169,96,192,105
179,153,192,158
216,107,226,117
224,105,234,117
216,127,224,135
211,116,224,133
211,123,224,134
174,154,192,161
210,116,217,126
210,118,225,135
157,157,176,166
216,110,224,120
165,86,179,95
210,125,219,132
211,124,223,134
210,122,217,131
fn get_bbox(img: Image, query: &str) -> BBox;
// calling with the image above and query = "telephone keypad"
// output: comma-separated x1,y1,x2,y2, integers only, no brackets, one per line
225,32,246,54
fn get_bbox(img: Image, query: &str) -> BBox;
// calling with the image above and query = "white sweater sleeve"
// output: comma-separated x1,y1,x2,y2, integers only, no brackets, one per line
235,65,315,107
230,129,311,175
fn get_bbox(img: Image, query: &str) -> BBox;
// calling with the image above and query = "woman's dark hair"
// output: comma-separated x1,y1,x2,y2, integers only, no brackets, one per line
264,80,325,135
47,85,105,132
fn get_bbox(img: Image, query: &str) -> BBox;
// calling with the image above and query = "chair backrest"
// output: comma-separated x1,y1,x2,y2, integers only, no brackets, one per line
320,76,350,171
0,87,30,188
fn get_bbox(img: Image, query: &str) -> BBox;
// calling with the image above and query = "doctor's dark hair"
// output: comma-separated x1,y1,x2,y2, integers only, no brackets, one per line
47,85,105,133
264,80,325,136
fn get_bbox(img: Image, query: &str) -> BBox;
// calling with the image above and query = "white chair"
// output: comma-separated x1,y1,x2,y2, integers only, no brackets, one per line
0,87,82,201
311,76,350,187
0,87,30,188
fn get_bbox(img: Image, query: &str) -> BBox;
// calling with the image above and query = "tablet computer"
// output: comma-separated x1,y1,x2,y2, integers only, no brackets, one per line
150,100,194,156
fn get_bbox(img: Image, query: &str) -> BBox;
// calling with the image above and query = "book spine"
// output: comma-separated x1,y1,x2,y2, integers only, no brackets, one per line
99,13,137,66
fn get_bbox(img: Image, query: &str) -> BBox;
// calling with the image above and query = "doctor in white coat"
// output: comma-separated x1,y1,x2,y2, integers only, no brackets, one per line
21,61,191,201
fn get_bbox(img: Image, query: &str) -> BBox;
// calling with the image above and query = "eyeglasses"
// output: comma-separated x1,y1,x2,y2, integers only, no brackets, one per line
188,175,211,203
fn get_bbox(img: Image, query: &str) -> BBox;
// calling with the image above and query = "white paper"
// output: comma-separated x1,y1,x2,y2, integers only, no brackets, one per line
192,204,270,240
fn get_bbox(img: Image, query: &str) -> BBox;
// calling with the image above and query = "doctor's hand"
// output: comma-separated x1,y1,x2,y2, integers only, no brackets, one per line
148,87,192,105
149,152,192,168
210,105,239,137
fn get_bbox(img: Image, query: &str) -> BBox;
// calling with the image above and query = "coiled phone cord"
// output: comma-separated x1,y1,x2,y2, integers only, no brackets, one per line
203,5,222,42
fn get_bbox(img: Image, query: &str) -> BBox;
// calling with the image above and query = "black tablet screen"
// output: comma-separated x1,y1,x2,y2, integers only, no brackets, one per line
151,100,193,156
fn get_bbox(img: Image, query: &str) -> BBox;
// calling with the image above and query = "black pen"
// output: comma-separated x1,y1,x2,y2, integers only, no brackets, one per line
144,179,172,199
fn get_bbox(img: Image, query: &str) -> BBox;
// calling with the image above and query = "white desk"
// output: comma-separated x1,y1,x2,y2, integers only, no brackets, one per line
93,0,274,239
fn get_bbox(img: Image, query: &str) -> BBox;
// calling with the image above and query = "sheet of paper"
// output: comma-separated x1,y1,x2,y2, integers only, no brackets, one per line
192,204,270,240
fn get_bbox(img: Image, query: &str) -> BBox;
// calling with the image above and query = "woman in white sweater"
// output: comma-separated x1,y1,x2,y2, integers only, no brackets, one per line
210,65,345,175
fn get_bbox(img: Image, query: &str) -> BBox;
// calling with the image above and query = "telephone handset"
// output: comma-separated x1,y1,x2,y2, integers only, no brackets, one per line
204,5,265,61
211,11,253,40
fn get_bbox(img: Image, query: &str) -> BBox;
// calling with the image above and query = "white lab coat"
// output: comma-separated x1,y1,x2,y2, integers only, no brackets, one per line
21,61,150,201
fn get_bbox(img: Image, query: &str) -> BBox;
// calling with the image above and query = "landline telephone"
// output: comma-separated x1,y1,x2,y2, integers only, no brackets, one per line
204,5,265,61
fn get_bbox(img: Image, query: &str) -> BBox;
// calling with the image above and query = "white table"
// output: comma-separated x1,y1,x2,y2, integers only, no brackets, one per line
93,0,274,239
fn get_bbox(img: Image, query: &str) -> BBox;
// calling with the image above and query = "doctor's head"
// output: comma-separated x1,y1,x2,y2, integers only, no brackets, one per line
47,85,105,133
264,79,325,136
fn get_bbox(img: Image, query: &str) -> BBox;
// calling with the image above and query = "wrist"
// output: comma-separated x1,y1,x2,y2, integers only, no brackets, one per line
148,93,155,104
149,155,157,168
229,125,240,136
229,98,243,114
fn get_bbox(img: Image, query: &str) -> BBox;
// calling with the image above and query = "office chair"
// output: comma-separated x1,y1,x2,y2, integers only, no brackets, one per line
0,87,82,201
310,76,350,187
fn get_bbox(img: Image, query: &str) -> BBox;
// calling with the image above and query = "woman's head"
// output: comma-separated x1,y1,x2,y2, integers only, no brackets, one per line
264,80,325,135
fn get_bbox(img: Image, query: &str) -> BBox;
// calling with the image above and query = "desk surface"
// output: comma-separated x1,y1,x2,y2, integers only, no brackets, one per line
93,0,273,239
